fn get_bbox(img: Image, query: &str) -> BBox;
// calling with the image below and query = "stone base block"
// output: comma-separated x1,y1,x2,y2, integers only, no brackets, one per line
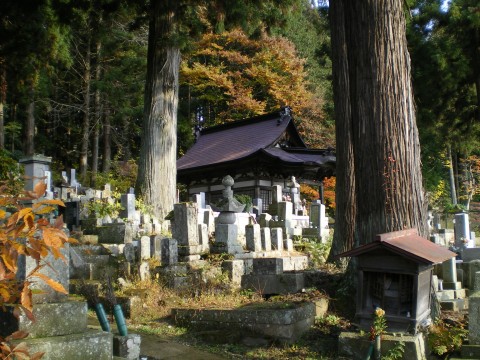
241,273,304,295
172,302,315,344
178,245,203,256
211,242,244,255
281,256,309,271
222,260,245,286
283,239,294,252
113,333,141,359
440,298,469,311
338,332,427,360
462,344,480,359
78,235,99,245
437,290,456,301
443,281,462,290
11,329,113,360
1,301,88,338
180,254,201,262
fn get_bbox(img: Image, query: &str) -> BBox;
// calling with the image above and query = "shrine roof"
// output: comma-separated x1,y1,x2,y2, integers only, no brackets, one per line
338,229,456,264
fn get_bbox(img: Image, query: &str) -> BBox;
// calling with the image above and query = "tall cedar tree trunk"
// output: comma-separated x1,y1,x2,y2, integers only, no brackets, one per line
91,39,102,187
102,102,111,173
80,33,92,182
0,58,5,149
330,0,427,252
136,0,179,222
25,82,35,156
327,0,356,266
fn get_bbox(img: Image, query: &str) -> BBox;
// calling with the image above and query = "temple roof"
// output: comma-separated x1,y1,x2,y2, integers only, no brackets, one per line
177,108,335,184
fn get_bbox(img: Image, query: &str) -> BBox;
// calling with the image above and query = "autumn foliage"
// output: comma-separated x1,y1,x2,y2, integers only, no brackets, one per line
181,29,334,148
0,181,74,359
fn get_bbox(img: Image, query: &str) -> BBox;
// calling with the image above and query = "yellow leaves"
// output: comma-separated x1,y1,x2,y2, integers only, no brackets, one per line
32,272,67,295
20,283,32,312
42,227,67,249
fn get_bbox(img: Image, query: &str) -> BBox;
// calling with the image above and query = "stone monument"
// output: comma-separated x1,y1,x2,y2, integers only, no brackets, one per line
211,175,245,254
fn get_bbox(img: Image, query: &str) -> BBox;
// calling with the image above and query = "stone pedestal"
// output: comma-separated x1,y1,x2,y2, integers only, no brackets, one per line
212,224,243,254
19,154,52,192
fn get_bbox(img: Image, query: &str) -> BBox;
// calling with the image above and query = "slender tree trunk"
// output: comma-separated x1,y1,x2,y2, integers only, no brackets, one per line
136,0,180,222
0,58,5,149
25,83,35,156
122,116,131,160
80,33,92,182
330,0,427,251
447,144,458,205
102,103,111,173
91,39,102,187
328,0,356,265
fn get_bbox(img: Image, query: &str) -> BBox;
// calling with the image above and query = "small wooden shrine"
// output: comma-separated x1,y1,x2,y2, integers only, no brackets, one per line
339,229,455,334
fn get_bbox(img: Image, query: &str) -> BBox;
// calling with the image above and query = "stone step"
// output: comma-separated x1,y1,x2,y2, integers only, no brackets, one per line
11,329,113,360
462,344,480,359
440,298,469,311
72,245,110,256
17,301,88,338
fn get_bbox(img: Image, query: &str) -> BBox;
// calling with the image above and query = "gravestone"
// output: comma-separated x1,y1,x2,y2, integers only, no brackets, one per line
64,201,81,230
246,224,262,252
150,235,162,259
271,228,284,251
19,155,52,193
120,193,136,221
161,238,178,265
172,203,199,246
139,236,151,260
455,212,472,248
261,227,272,251
124,243,136,263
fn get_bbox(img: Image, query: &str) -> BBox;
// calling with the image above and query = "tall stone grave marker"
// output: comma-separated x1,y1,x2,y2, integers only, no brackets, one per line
211,175,245,255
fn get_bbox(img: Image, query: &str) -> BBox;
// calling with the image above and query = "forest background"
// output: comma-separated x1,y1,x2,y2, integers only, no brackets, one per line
0,0,478,215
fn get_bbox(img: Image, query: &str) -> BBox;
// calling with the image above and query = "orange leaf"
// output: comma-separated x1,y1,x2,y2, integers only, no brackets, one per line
32,273,67,294
6,330,29,341
30,351,46,360
41,228,65,249
20,284,32,312
34,182,47,199
25,213,35,230
1,253,16,272
36,199,64,207
54,215,65,229
16,208,32,223
20,305,35,322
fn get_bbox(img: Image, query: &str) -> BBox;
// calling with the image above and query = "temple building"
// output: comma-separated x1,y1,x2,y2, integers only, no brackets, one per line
177,107,336,210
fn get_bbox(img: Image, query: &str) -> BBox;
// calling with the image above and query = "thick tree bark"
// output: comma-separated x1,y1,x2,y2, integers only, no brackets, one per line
80,34,92,182
327,0,356,265
330,0,427,251
136,0,179,222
